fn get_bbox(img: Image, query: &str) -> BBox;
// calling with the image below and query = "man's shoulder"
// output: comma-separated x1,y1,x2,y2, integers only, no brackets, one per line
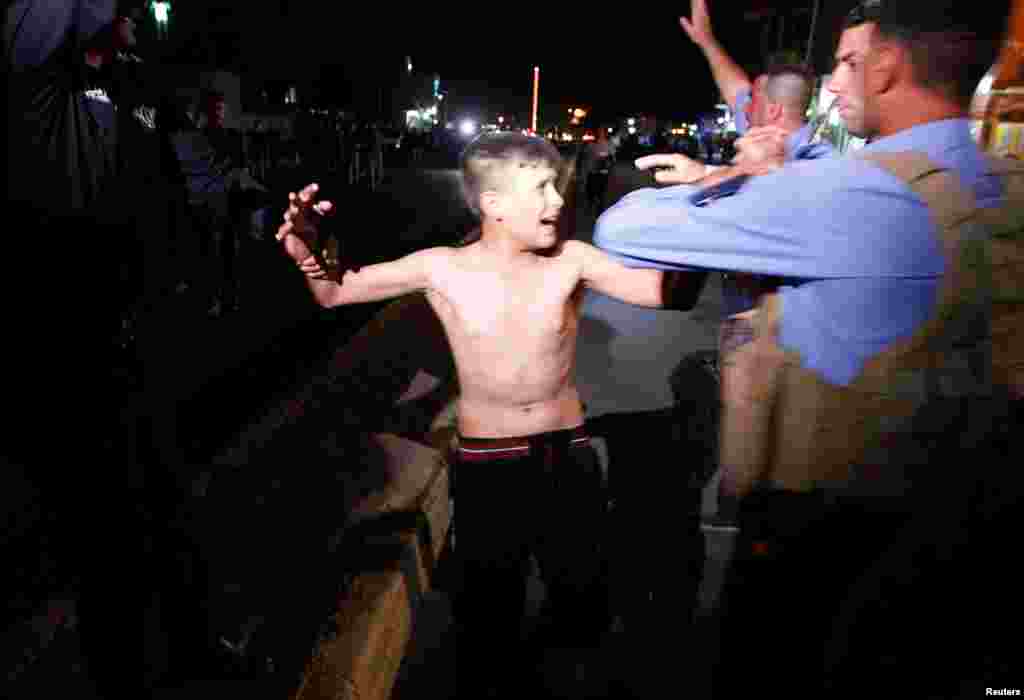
760,154,881,192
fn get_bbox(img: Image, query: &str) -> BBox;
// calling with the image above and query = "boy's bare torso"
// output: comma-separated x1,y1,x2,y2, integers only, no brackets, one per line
425,242,586,438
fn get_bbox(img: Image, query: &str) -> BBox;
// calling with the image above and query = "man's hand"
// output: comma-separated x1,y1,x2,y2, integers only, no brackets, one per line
635,153,710,185
298,256,330,280
732,126,788,175
680,0,714,48
275,182,333,267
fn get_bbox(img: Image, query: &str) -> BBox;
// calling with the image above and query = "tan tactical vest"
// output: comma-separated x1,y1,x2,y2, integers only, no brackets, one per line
721,152,1024,496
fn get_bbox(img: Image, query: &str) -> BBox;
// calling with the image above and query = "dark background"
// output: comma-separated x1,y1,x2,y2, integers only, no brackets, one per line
150,1,856,123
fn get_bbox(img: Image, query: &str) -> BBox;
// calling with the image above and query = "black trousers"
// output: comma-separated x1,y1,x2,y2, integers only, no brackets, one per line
452,427,610,683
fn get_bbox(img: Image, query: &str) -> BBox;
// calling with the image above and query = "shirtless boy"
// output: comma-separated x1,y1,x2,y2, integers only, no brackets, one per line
276,133,681,695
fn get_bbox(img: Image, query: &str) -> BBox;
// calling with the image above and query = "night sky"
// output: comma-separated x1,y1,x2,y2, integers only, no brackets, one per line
160,2,853,124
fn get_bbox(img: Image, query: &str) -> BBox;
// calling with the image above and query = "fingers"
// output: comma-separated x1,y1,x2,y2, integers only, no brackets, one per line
635,154,680,170
298,255,327,279
298,183,319,203
275,221,292,241
743,125,789,141
653,170,695,185
679,16,694,36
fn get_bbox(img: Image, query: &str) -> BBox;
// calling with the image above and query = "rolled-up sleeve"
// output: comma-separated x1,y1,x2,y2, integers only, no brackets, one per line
593,157,944,280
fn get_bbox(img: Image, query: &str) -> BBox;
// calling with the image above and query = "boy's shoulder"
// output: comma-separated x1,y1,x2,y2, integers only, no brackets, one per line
558,239,599,263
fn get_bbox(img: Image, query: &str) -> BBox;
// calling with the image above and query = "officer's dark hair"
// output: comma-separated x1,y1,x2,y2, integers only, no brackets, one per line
841,0,1012,105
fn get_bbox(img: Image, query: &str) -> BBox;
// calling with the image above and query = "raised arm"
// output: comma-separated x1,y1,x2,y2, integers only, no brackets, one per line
276,183,443,307
680,0,751,110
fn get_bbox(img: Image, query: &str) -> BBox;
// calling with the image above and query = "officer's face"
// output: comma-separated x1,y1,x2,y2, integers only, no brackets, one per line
827,23,875,138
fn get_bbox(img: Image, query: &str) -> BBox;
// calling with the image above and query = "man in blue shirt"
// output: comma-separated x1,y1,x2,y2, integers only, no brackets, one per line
640,2,834,321
596,0,1009,525
680,0,829,162
603,3,1013,692
596,1,1007,389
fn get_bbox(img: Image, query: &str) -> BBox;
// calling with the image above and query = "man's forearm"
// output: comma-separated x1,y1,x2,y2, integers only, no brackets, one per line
305,271,345,308
699,163,747,188
697,38,751,108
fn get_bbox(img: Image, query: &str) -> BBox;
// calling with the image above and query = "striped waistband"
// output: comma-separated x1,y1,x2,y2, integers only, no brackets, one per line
456,425,590,463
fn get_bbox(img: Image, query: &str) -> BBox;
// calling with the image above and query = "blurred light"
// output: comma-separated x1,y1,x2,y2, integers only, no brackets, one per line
498,115,504,124
152,1,170,24
426,105,437,115
627,118,636,126
607,127,614,133
573,108,586,119
532,67,540,134
562,134,573,141
569,108,574,114
438,94,444,101
976,73,995,96
582,133,595,141
628,126,637,135
460,119,477,136
547,132,554,139
446,122,455,130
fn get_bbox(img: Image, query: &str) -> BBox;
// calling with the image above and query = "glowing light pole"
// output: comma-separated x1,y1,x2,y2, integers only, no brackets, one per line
531,66,539,135
151,1,170,40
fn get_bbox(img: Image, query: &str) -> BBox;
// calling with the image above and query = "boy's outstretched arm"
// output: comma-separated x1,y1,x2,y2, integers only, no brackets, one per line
565,240,706,310
277,183,443,307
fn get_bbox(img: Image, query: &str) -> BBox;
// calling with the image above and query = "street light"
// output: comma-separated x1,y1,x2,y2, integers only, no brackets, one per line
151,1,170,39
152,1,170,23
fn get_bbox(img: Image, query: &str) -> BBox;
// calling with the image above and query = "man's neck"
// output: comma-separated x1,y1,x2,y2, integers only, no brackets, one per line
876,88,965,138
780,117,806,137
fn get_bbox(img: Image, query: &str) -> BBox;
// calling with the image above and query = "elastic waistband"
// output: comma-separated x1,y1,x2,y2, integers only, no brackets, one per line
456,425,589,463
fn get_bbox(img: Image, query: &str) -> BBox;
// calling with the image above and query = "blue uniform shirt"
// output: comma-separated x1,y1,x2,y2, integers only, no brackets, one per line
593,118,1003,386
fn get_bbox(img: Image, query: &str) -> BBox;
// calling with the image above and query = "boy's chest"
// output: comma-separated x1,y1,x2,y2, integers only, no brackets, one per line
431,266,582,340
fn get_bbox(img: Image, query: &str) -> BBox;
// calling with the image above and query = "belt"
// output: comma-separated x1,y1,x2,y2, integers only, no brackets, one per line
456,425,589,463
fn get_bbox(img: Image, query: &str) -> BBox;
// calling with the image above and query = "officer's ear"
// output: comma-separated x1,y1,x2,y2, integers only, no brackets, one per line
866,37,906,96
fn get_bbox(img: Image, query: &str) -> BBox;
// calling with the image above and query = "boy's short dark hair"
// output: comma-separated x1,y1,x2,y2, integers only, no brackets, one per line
841,0,1011,105
459,132,562,222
